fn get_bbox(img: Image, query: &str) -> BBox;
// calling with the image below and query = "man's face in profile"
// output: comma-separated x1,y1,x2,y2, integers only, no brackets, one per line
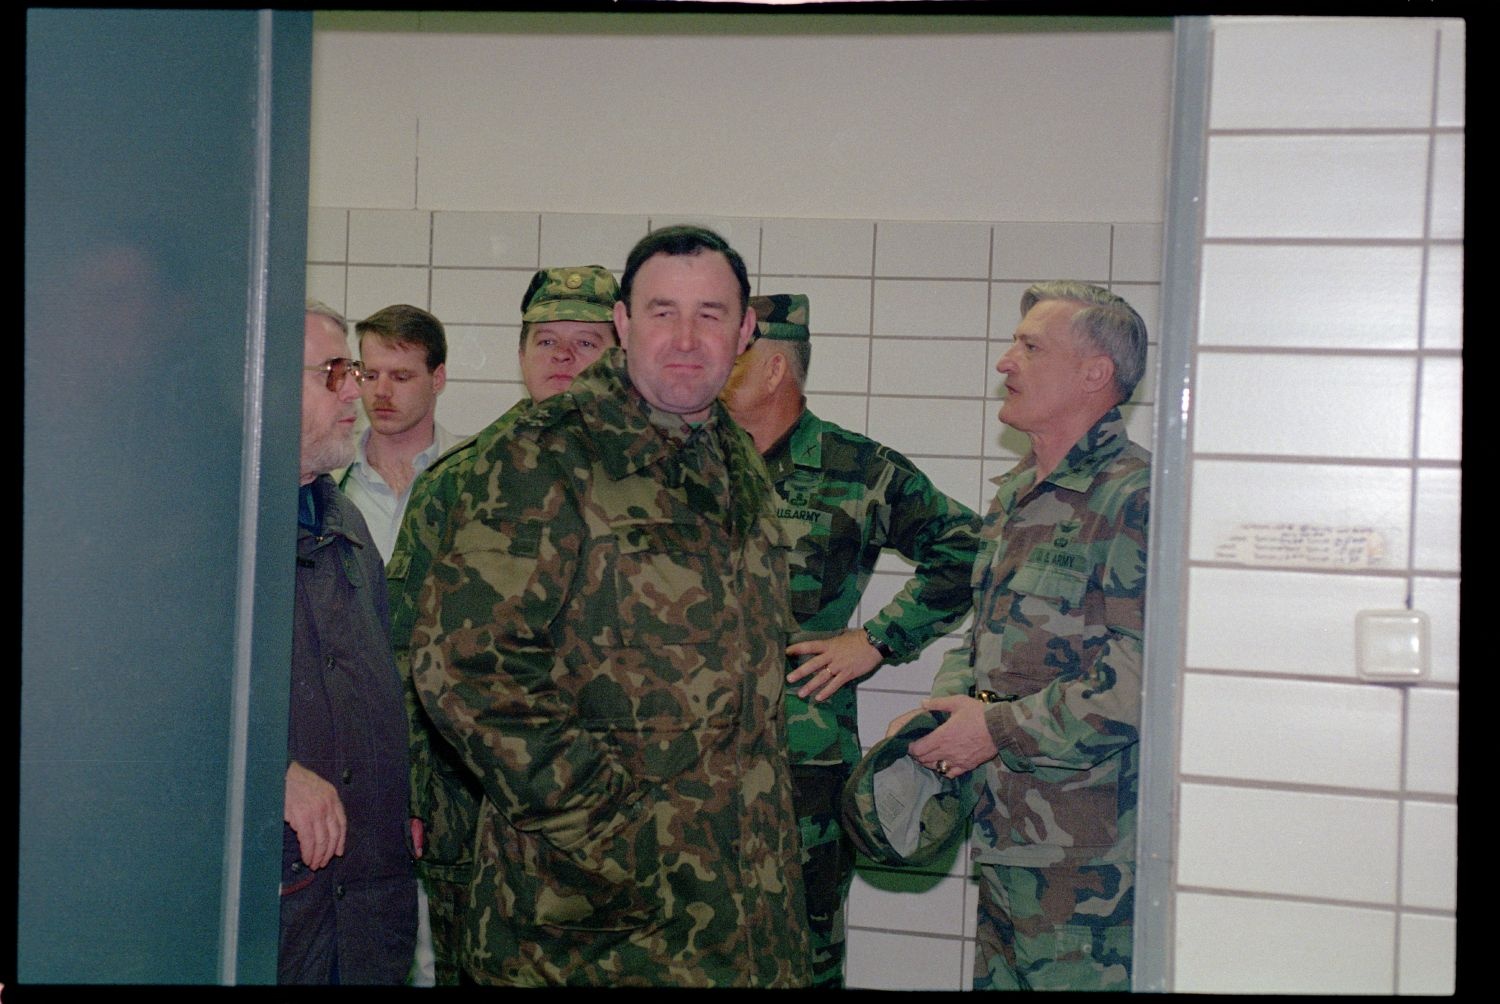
300,313,361,481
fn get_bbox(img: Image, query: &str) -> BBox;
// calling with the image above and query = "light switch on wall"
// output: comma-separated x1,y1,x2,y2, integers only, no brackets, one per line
1355,609,1430,681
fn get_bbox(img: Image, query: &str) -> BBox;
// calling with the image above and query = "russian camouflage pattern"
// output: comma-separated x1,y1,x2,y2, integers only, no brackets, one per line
931,407,1147,981
748,292,809,343
409,348,810,986
769,410,981,768
975,861,1133,990
520,264,618,324
386,399,530,984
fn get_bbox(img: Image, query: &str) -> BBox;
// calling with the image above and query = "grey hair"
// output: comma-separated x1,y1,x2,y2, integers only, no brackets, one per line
765,338,811,389
304,298,349,338
1020,281,1148,403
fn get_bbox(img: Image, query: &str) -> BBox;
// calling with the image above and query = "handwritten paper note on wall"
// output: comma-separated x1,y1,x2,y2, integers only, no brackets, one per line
1215,523,1387,568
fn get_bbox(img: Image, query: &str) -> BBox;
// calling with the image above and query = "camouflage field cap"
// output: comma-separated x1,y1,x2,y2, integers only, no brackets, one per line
749,293,810,343
521,264,619,324
840,710,980,868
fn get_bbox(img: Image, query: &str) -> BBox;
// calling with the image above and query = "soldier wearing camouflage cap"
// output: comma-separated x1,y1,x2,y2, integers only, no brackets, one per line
411,228,810,985
721,292,981,988
384,265,619,984
886,281,1151,991
517,264,619,400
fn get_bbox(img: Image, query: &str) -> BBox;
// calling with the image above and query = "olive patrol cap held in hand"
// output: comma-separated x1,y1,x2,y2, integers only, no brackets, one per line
841,710,981,867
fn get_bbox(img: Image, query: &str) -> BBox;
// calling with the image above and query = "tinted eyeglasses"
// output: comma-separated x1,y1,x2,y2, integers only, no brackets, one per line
304,357,363,392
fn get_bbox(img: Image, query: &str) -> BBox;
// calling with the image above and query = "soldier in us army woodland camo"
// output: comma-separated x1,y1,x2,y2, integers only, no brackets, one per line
720,292,981,988
887,281,1152,991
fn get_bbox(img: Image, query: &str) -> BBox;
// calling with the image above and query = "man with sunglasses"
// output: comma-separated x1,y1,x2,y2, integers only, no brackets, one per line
280,301,416,984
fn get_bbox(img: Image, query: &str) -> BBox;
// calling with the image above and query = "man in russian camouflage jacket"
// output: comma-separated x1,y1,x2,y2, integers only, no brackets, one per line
890,282,1151,991
721,292,981,987
410,227,810,986
386,266,619,984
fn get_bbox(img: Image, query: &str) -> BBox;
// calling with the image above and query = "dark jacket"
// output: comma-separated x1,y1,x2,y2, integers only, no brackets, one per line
279,474,416,985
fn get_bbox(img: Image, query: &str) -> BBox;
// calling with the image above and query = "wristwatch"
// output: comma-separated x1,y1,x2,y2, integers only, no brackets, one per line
863,627,895,663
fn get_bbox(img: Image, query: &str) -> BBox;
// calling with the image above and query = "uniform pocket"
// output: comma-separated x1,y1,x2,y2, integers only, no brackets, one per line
610,520,717,648
1008,549,1089,610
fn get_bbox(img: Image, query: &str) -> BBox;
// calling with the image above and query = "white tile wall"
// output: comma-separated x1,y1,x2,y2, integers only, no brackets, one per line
803,334,871,395
1398,912,1457,994
869,339,989,399
1174,15,1461,993
1430,134,1466,240
306,207,348,262
540,213,649,276
1179,672,1403,788
1419,357,1463,461
872,279,990,339
306,212,1162,993
445,325,520,383
1207,18,1436,129
432,211,539,268
1400,800,1457,911
1175,892,1396,994
1423,244,1464,350
1204,135,1431,240
1403,687,1458,795
760,218,874,276
1411,576,1459,685
1198,244,1423,350
430,268,529,327
1435,20,1466,128
1412,467,1461,573
345,266,429,322
1193,353,1416,459
875,221,991,279
1110,223,1163,283
991,222,1111,281
348,209,430,264
1178,783,1399,902
845,928,968,991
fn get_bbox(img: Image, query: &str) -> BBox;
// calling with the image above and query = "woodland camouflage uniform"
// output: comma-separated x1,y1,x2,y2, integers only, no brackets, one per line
932,407,1149,991
411,348,810,986
752,293,980,987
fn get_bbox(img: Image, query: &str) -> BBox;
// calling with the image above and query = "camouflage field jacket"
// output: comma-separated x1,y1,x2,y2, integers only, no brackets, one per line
386,399,528,886
411,350,811,986
767,409,980,767
933,409,1150,868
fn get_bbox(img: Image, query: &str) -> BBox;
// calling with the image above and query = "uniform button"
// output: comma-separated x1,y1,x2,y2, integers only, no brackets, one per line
341,768,353,784
325,656,335,670
335,883,345,899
